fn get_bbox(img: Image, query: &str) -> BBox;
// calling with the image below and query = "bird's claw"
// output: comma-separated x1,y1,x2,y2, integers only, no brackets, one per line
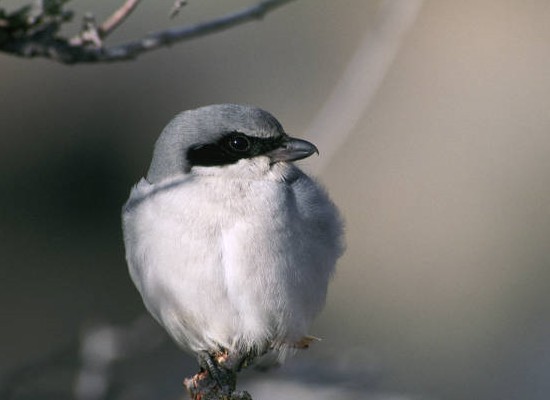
185,350,251,399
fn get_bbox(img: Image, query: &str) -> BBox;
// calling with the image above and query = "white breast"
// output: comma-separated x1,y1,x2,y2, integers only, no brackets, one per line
122,160,343,355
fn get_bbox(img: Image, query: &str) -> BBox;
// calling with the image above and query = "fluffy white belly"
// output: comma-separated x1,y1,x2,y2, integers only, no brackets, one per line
123,170,341,354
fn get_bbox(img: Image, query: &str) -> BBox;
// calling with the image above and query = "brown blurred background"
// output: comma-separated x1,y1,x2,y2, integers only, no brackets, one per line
1,1,550,399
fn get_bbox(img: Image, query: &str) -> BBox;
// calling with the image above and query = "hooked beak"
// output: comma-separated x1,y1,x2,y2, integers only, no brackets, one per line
267,137,319,163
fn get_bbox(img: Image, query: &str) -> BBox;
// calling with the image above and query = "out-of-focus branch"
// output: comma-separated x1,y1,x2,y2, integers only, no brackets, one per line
99,0,142,38
304,0,424,174
0,0,296,64
100,0,296,63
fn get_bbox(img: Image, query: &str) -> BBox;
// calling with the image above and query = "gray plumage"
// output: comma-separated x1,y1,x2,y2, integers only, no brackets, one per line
122,104,344,364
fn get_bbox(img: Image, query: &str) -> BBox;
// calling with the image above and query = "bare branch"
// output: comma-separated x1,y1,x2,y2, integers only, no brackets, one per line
0,0,297,64
102,0,296,62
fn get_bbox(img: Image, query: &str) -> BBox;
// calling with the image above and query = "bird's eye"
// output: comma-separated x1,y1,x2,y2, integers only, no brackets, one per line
227,135,251,152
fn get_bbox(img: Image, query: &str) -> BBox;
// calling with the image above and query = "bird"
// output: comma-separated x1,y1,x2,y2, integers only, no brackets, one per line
122,104,344,398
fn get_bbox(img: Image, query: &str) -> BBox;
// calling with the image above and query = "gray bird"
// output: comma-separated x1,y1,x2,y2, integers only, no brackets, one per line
122,104,344,398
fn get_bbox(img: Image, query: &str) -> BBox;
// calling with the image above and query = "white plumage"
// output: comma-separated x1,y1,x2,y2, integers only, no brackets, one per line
122,104,344,363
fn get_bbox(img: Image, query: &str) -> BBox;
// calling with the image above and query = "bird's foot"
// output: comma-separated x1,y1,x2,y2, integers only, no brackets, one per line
198,350,235,393
184,350,252,400
184,372,251,400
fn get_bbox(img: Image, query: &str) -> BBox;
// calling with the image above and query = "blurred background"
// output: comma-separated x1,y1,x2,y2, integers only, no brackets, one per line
1,1,550,399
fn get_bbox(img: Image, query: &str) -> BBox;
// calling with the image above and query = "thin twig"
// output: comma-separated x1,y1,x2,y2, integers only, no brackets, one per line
98,0,142,38
170,0,188,19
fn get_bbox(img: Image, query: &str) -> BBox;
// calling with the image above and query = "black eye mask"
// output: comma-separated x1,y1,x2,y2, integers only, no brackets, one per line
186,132,285,168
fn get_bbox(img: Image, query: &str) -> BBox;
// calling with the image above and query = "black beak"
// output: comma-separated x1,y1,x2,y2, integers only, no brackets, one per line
267,137,319,163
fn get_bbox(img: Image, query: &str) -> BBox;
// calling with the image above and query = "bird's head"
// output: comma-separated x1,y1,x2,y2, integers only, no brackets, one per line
146,104,318,183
